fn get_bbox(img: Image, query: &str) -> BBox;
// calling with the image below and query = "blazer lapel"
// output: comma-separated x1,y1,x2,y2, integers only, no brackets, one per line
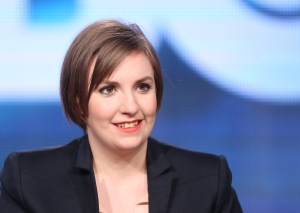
147,139,177,213
75,136,99,213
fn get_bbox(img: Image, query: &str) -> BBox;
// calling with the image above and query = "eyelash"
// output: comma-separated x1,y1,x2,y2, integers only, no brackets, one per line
99,85,116,95
137,83,151,93
98,83,152,95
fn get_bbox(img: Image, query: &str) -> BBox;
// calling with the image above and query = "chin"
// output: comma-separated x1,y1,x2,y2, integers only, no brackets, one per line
114,137,148,152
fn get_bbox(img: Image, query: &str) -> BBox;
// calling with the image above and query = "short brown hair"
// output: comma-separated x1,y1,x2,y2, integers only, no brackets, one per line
60,19,163,129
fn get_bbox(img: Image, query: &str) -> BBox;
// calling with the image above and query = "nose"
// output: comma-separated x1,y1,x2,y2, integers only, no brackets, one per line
119,91,139,115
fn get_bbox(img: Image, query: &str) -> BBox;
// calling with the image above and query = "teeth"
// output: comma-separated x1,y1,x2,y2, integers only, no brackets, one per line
117,121,139,128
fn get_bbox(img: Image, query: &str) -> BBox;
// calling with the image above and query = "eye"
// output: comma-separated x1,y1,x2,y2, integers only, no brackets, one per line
99,85,116,95
137,83,151,93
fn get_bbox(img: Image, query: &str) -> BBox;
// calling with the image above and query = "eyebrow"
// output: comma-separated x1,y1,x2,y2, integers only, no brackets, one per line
103,76,154,85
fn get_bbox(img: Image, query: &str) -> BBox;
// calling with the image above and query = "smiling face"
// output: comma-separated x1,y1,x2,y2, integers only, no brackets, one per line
86,51,157,154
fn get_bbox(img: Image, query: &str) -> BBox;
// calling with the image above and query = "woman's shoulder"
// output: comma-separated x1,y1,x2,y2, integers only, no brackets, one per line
2,136,85,177
148,138,242,212
148,137,231,180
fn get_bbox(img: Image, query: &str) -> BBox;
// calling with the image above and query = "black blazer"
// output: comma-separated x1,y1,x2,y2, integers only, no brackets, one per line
0,136,242,213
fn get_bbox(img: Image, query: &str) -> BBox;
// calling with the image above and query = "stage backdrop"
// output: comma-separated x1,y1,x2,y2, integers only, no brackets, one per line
1,0,300,212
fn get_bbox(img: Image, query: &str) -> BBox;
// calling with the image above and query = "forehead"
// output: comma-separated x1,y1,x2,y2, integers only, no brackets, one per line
103,51,154,82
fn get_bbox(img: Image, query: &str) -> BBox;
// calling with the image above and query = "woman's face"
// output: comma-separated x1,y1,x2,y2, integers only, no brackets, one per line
86,51,157,153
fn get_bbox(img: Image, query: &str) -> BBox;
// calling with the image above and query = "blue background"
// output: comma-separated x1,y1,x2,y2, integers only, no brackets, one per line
1,0,300,212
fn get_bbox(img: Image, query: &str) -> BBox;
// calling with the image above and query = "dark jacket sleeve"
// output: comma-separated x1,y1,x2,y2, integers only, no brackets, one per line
214,155,242,213
0,152,27,213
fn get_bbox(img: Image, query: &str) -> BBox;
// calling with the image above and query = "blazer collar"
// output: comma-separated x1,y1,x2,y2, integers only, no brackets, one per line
74,136,177,213
147,137,177,213
75,135,93,173
74,135,176,174
74,136,99,213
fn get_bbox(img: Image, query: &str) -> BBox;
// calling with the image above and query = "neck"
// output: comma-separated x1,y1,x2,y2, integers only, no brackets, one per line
89,139,147,179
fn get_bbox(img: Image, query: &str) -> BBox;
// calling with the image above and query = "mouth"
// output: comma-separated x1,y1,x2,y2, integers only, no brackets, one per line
114,120,142,129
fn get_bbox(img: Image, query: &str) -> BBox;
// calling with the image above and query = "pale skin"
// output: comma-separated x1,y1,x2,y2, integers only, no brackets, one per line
86,51,157,212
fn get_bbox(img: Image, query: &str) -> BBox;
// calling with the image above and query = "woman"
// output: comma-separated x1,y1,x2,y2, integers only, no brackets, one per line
0,20,242,213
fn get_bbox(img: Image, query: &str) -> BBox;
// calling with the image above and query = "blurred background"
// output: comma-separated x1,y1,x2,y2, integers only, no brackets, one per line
1,0,300,212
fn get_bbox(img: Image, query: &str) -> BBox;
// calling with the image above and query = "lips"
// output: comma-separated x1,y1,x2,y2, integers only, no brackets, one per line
114,120,141,129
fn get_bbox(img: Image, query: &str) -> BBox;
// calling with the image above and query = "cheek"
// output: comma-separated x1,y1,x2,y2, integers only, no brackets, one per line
87,97,116,121
141,95,157,116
